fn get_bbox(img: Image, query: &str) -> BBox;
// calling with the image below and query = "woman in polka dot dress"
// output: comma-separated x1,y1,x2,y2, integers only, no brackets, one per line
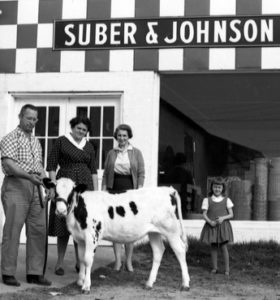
47,116,98,276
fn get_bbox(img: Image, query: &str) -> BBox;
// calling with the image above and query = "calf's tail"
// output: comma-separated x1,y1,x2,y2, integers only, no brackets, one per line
171,189,188,248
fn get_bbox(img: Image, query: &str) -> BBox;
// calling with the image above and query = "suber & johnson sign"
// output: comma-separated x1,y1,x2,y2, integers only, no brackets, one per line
54,16,280,50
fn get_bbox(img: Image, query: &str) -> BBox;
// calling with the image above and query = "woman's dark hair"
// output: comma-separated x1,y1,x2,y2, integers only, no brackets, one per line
209,177,226,196
113,124,133,140
69,116,91,132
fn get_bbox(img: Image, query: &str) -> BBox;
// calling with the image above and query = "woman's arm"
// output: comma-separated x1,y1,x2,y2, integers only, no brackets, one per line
47,170,57,200
136,149,145,188
92,174,98,191
101,151,111,191
48,170,56,182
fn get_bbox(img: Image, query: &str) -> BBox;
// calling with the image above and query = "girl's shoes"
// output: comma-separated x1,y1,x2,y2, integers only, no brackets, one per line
210,269,230,276
125,264,134,273
55,267,64,276
113,262,122,272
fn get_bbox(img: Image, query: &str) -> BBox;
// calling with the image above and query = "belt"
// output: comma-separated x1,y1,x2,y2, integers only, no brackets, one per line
114,173,132,178
7,172,41,178
28,171,41,175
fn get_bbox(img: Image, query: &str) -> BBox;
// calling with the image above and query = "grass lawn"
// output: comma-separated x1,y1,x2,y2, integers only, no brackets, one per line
0,238,279,300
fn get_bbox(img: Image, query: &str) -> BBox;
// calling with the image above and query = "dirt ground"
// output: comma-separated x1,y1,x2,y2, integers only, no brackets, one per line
0,244,279,300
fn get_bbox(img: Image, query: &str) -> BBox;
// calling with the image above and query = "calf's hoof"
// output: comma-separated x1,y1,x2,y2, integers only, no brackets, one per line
144,282,153,290
145,285,153,290
82,289,90,295
180,286,190,292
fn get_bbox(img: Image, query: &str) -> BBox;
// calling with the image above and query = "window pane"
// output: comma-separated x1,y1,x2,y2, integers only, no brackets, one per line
38,138,45,167
89,139,100,168
47,138,57,160
89,107,101,137
103,107,114,137
77,107,88,118
35,107,46,136
102,139,113,168
48,107,60,137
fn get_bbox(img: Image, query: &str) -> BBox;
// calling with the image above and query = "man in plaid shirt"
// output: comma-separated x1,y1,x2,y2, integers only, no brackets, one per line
0,104,51,287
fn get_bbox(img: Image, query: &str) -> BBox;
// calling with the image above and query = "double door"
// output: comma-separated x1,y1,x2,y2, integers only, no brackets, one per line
14,95,120,184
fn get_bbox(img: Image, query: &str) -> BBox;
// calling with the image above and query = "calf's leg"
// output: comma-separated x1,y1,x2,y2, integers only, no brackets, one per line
167,235,190,290
81,234,96,294
76,241,86,287
113,243,122,271
125,243,134,272
145,232,165,289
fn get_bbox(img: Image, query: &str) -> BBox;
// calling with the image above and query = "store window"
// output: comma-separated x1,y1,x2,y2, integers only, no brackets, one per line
14,95,120,175
35,106,60,168
158,100,200,219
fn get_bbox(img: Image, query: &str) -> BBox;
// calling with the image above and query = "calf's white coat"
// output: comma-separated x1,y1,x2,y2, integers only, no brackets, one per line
49,177,190,293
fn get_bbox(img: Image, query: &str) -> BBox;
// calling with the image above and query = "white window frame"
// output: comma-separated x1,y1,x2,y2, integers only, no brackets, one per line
12,92,121,175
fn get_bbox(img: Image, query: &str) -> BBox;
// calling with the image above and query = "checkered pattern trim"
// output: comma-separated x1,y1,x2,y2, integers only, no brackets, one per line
0,0,280,73
0,127,43,175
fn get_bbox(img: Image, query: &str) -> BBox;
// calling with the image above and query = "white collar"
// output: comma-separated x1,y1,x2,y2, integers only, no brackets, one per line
65,133,87,150
115,144,133,152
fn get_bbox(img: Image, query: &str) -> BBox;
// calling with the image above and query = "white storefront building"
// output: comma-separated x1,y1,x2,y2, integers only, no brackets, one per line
0,0,280,243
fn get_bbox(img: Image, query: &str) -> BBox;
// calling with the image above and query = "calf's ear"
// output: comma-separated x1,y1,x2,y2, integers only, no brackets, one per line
43,178,56,189
74,184,87,194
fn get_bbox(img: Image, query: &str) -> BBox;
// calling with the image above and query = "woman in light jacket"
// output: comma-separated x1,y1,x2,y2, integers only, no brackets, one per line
102,124,145,272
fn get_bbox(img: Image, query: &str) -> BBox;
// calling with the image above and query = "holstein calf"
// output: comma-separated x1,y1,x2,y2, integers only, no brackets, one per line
43,177,190,294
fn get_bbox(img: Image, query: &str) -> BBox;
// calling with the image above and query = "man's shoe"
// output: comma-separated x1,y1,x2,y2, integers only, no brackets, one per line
26,275,52,286
2,275,21,287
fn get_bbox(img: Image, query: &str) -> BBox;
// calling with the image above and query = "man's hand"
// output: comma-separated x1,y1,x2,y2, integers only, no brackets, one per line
46,188,56,200
29,174,42,185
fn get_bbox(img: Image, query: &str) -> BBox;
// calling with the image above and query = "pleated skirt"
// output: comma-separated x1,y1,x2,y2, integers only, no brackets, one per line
200,220,234,245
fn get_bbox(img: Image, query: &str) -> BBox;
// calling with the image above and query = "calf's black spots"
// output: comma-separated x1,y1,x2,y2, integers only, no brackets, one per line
108,206,114,219
116,206,125,217
95,221,102,240
74,195,88,229
129,201,138,215
67,189,75,206
96,221,101,232
92,221,102,246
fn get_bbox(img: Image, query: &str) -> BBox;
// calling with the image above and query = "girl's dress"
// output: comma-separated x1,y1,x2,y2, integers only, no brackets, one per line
200,196,234,245
47,135,97,237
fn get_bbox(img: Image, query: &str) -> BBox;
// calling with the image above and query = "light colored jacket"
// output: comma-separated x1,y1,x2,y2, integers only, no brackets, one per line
102,147,145,189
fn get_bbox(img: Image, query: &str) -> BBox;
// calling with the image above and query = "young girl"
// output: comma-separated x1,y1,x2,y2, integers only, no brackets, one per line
200,177,234,276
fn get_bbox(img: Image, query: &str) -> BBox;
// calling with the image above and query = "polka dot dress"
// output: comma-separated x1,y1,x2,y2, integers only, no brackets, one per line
47,136,97,237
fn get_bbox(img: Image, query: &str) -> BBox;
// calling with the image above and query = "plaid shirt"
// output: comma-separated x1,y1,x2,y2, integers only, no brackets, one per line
0,126,43,176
